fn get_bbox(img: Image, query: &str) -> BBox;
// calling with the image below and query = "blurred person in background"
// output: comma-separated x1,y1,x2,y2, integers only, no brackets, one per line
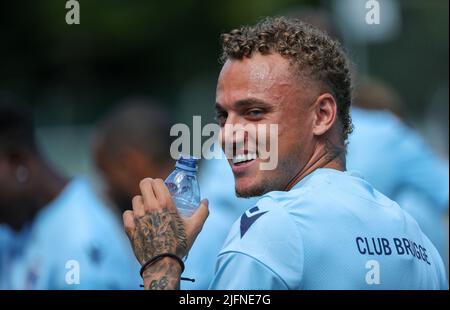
347,77,449,265
92,99,173,286
92,99,174,215
92,99,257,289
0,224,14,288
0,103,139,289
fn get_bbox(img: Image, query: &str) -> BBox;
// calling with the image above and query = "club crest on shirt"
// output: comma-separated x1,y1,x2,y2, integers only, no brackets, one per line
240,206,268,238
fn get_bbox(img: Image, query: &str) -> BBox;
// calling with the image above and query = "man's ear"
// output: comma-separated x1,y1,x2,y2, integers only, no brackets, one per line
312,93,338,136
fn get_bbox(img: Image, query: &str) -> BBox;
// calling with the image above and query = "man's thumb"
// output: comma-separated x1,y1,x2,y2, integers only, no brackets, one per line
191,199,209,225
187,199,209,236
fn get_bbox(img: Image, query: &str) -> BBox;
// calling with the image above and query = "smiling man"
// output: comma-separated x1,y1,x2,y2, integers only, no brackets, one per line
123,17,447,290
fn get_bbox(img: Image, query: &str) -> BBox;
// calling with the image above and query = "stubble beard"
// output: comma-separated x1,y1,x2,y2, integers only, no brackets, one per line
234,155,300,198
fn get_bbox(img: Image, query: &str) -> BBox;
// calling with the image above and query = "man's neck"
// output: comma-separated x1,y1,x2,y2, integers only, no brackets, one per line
33,160,68,212
284,139,346,191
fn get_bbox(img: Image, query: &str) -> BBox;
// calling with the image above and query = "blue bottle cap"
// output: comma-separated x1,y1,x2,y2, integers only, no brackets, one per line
175,155,198,172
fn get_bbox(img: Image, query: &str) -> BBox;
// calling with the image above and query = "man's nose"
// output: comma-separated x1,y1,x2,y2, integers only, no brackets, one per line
220,114,245,142
220,115,251,157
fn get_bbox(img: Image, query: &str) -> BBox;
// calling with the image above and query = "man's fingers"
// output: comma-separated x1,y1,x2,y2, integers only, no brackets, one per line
152,178,175,210
132,194,145,217
123,210,136,240
139,178,159,211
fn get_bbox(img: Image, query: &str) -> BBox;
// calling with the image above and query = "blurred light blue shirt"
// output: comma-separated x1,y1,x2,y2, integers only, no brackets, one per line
347,108,449,257
181,158,257,289
210,169,447,289
0,224,15,289
5,177,141,289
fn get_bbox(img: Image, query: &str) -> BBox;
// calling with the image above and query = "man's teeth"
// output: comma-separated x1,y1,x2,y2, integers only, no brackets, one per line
232,153,257,164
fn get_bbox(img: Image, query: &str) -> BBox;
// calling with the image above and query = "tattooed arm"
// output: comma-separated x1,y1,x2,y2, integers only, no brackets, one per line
142,257,182,289
123,178,209,290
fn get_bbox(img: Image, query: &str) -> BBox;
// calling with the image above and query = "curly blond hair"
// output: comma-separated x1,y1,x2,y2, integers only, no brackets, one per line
220,16,353,141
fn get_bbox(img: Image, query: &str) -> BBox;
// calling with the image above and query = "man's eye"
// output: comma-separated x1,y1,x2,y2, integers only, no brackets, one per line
247,109,263,118
215,112,227,126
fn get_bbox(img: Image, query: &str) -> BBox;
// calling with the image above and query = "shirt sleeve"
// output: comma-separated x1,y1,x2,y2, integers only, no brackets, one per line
209,251,289,290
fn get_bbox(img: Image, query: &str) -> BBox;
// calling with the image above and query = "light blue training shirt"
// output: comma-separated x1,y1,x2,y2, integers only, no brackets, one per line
5,177,141,289
347,107,449,260
210,168,448,289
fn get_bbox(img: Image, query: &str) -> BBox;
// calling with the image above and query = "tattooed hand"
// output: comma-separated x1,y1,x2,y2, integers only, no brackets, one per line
123,178,209,290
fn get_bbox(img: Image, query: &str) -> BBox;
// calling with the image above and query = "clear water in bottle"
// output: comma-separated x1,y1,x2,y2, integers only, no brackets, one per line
164,156,200,218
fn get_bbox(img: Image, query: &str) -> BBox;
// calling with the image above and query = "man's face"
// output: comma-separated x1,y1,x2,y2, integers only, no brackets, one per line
216,53,319,197
94,146,136,212
94,144,171,212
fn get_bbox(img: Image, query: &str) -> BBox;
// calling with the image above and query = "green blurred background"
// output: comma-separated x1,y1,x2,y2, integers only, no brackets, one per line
0,0,448,176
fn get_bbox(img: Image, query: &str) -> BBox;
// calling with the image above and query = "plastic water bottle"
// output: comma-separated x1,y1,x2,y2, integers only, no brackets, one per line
165,156,200,218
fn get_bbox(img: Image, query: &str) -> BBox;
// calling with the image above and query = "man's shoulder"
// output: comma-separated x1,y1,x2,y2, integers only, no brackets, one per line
221,169,350,246
215,195,304,288
222,169,410,251
259,169,367,215
221,196,302,258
